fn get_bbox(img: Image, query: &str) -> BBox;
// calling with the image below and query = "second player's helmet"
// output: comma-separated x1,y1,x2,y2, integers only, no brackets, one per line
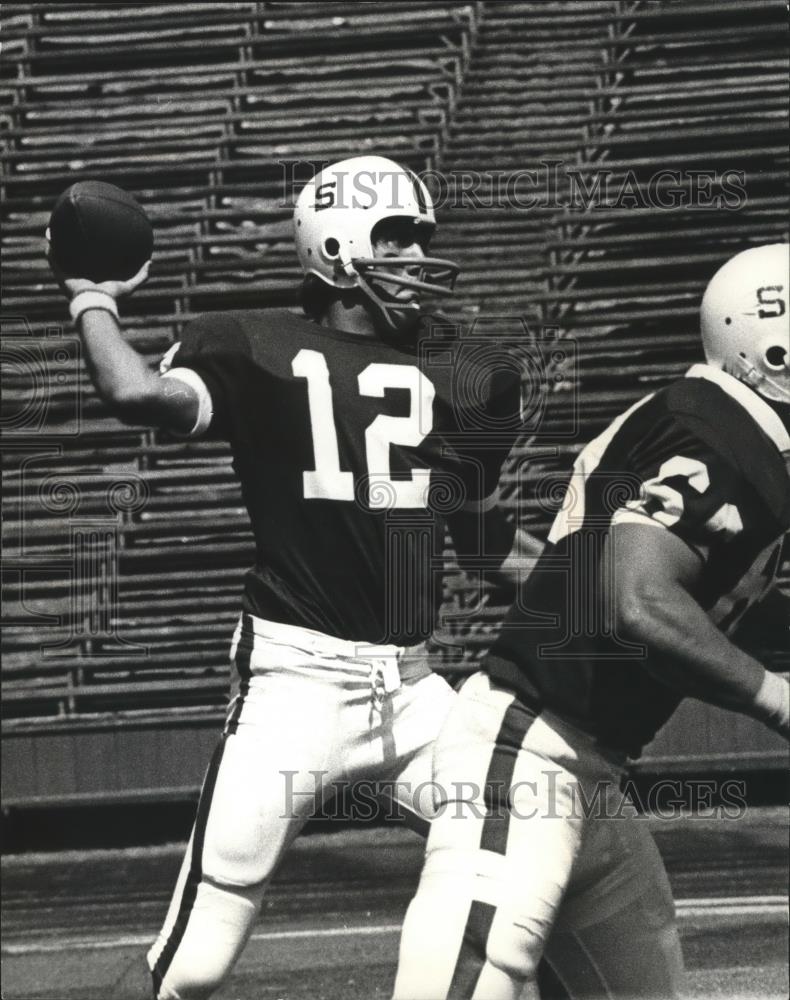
294,155,459,330
701,243,789,405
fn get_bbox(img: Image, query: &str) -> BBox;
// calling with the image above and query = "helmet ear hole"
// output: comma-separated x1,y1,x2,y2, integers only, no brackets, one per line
765,345,787,370
323,237,340,259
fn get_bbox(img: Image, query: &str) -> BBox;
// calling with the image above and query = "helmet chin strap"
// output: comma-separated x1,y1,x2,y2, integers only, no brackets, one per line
731,354,790,405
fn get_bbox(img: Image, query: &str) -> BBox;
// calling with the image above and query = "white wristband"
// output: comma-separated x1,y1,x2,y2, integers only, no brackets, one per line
70,290,119,322
752,670,790,735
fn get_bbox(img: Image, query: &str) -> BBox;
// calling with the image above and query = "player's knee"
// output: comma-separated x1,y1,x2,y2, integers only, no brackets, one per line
150,880,262,1000
155,940,241,1000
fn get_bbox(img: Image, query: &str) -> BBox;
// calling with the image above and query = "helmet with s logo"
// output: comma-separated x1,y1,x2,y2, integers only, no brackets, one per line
701,243,789,404
294,155,458,330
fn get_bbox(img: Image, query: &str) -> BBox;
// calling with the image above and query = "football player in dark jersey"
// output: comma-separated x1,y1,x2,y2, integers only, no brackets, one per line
49,155,541,1000
393,243,790,1000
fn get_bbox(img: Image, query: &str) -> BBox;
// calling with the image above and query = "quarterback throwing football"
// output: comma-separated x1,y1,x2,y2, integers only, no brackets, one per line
393,243,790,1000
50,156,540,1000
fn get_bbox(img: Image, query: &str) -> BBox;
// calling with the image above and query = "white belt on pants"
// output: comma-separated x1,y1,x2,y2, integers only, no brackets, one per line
232,613,432,694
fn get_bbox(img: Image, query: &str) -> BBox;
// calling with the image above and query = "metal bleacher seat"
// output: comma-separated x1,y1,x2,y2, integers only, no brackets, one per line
1,1,479,733
430,0,789,689
2,1,788,798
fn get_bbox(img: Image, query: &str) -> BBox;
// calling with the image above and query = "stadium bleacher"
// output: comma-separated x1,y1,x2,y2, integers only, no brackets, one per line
2,0,788,803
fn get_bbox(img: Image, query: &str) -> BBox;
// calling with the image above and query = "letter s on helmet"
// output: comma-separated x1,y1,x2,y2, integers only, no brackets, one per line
701,243,789,404
293,155,458,330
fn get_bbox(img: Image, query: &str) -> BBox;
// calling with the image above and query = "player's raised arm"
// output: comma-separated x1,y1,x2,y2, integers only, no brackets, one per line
58,267,201,435
608,520,789,737
46,181,202,436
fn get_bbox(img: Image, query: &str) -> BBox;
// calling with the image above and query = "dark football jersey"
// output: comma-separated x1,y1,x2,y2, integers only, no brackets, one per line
161,309,521,644
485,364,790,758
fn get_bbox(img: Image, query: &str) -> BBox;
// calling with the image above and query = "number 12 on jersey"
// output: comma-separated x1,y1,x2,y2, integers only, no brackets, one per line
292,349,435,509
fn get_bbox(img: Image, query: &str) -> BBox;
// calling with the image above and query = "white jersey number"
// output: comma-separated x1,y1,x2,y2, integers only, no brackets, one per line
629,455,743,538
292,350,435,509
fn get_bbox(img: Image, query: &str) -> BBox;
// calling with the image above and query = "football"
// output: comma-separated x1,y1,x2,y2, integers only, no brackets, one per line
47,180,153,283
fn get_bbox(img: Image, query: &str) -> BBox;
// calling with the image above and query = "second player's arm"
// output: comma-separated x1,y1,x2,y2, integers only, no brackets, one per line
446,502,543,592
497,525,544,586
608,521,789,736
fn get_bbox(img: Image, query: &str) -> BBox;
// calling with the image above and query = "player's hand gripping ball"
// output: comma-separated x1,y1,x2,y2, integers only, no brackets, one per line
47,180,153,284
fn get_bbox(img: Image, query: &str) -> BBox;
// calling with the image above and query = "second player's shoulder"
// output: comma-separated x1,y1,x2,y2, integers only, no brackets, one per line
666,367,788,502
662,368,762,443
634,365,790,528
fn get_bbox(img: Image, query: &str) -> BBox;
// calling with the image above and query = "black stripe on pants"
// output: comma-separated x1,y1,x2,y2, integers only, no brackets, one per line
226,614,253,736
447,696,537,998
152,735,226,995
154,615,255,992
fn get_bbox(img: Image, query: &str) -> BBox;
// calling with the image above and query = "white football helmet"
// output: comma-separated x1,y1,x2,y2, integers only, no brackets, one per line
294,155,458,330
700,243,789,404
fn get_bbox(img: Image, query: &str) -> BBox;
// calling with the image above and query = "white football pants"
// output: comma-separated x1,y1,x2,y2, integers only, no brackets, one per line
147,613,455,1000
393,672,684,1000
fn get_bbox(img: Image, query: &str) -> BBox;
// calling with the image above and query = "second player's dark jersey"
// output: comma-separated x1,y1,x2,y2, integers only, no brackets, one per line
485,364,790,759
161,309,520,645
